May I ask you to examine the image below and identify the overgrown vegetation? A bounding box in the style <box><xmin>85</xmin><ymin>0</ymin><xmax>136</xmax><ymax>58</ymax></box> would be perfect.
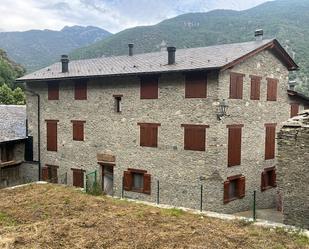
<box><xmin>0</xmin><ymin>49</ymin><xmax>25</xmax><ymax>105</ymax></box>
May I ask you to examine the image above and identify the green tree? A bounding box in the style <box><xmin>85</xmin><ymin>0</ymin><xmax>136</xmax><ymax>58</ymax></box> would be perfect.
<box><xmin>12</xmin><ymin>87</ymin><xmax>25</xmax><ymax>105</ymax></box>
<box><xmin>0</xmin><ymin>83</ymin><xmax>15</xmax><ymax>104</ymax></box>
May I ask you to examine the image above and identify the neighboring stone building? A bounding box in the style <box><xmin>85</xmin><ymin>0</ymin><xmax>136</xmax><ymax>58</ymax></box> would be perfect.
<box><xmin>277</xmin><ymin>110</ymin><xmax>309</xmax><ymax>229</ymax></box>
<box><xmin>17</xmin><ymin>31</ymin><xmax>300</xmax><ymax>213</ymax></box>
<box><xmin>287</xmin><ymin>88</ymin><xmax>309</xmax><ymax>117</ymax></box>
<box><xmin>0</xmin><ymin>105</ymin><xmax>37</xmax><ymax>188</ymax></box>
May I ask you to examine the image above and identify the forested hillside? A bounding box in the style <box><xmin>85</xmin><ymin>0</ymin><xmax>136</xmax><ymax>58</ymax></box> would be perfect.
<box><xmin>71</xmin><ymin>0</ymin><xmax>309</xmax><ymax>95</ymax></box>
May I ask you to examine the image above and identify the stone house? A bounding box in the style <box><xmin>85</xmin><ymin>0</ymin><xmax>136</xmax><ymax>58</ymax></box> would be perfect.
<box><xmin>0</xmin><ymin>105</ymin><xmax>36</xmax><ymax>187</ymax></box>
<box><xmin>17</xmin><ymin>32</ymin><xmax>299</xmax><ymax>213</ymax></box>
<box><xmin>277</xmin><ymin>110</ymin><xmax>309</xmax><ymax>229</ymax></box>
<box><xmin>287</xmin><ymin>88</ymin><xmax>309</xmax><ymax>117</ymax></box>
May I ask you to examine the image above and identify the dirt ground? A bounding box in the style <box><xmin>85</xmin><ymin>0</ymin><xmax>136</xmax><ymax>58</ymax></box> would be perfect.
<box><xmin>0</xmin><ymin>184</ymin><xmax>308</xmax><ymax>249</ymax></box>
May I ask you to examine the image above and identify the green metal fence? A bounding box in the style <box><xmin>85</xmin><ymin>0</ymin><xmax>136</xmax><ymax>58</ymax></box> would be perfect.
<box><xmin>85</xmin><ymin>170</ymin><xmax>102</xmax><ymax>195</ymax></box>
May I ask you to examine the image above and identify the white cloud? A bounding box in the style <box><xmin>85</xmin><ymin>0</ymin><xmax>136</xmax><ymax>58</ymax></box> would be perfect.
<box><xmin>0</xmin><ymin>0</ymin><xmax>271</xmax><ymax>33</ymax></box>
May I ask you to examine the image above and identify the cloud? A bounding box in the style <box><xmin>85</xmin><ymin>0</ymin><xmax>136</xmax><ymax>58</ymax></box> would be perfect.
<box><xmin>0</xmin><ymin>0</ymin><xmax>271</xmax><ymax>33</ymax></box>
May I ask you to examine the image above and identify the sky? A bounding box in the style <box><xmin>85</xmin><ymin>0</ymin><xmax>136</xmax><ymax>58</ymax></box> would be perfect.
<box><xmin>0</xmin><ymin>0</ymin><xmax>271</xmax><ymax>33</ymax></box>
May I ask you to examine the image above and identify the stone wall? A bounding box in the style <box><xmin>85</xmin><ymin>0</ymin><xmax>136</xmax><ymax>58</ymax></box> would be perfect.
<box><xmin>26</xmin><ymin>50</ymin><xmax>291</xmax><ymax>213</ymax></box>
<box><xmin>277</xmin><ymin>111</ymin><xmax>309</xmax><ymax>229</ymax></box>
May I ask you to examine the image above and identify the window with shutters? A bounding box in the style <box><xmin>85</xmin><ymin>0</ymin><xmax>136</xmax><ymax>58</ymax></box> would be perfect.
<box><xmin>74</xmin><ymin>80</ymin><xmax>87</xmax><ymax>100</ymax></box>
<box><xmin>181</xmin><ymin>124</ymin><xmax>209</xmax><ymax>151</ymax></box>
<box><xmin>140</xmin><ymin>76</ymin><xmax>159</xmax><ymax>99</ymax></box>
<box><xmin>261</xmin><ymin>167</ymin><xmax>277</xmax><ymax>191</ymax></box>
<box><xmin>223</xmin><ymin>175</ymin><xmax>245</xmax><ymax>204</ymax></box>
<box><xmin>290</xmin><ymin>103</ymin><xmax>299</xmax><ymax>118</ymax></box>
<box><xmin>71</xmin><ymin>168</ymin><xmax>85</xmax><ymax>188</ymax></box>
<box><xmin>0</xmin><ymin>144</ymin><xmax>14</xmax><ymax>163</ymax></box>
<box><xmin>123</xmin><ymin>168</ymin><xmax>151</xmax><ymax>194</ymax></box>
<box><xmin>71</xmin><ymin>120</ymin><xmax>85</xmax><ymax>141</ymax></box>
<box><xmin>185</xmin><ymin>72</ymin><xmax>207</xmax><ymax>98</ymax></box>
<box><xmin>250</xmin><ymin>75</ymin><xmax>261</xmax><ymax>100</ymax></box>
<box><xmin>229</xmin><ymin>72</ymin><xmax>244</xmax><ymax>99</ymax></box>
<box><xmin>42</xmin><ymin>164</ymin><xmax>58</xmax><ymax>183</ymax></box>
<box><xmin>46</xmin><ymin>120</ymin><xmax>58</xmax><ymax>151</ymax></box>
<box><xmin>267</xmin><ymin>78</ymin><xmax>278</xmax><ymax>101</ymax></box>
<box><xmin>265</xmin><ymin>123</ymin><xmax>276</xmax><ymax>160</ymax></box>
<box><xmin>138</xmin><ymin>123</ymin><xmax>160</xmax><ymax>147</ymax></box>
<box><xmin>48</xmin><ymin>81</ymin><xmax>59</xmax><ymax>100</ymax></box>
<box><xmin>227</xmin><ymin>124</ymin><xmax>243</xmax><ymax>167</ymax></box>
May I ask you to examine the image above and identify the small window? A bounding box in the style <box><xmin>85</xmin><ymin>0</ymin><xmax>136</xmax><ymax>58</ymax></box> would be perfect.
<box><xmin>123</xmin><ymin>169</ymin><xmax>151</xmax><ymax>194</ymax></box>
<box><xmin>72</xmin><ymin>168</ymin><xmax>85</xmax><ymax>188</ymax></box>
<box><xmin>227</xmin><ymin>124</ymin><xmax>244</xmax><ymax>167</ymax></box>
<box><xmin>46</xmin><ymin>120</ymin><xmax>58</xmax><ymax>151</ymax></box>
<box><xmin>138</xmin><ymin>123</ymin><xmax>160</xmax><ymax>147</ymax></box>
<box><xmin>0</xmin><ymin>144</ymin><xmax>14</xmax><ymax>162</ymax></box>
<box><xmin>74</xmin><ymin>80</ymin><xmax>87</xmax><ymax>100</ymax></box>
<box><xmin>290</xmin><ymin>103</ymin><xmax>299</xmax><ymax>118</ymax></box>
<box><xmin>71</xmin><ymin>120</ymin><xmax>85</xmax><ymax>141</ymax></box>
<box><xmin>48</xmin><ymin>81</ymin><xmax>59</xmax><ymax>100</ymax></box>
<box><xmin>267</xmin><ymin>78</ymin><xmax>278</xmax><ymax>101</ymax></box>
<box><xmin>261</xmin><ymin>167</ymin><xmax>276</xmax><ymax>191</ymax></box>
<box><xmin>42</xmin><ymin>165</ymin><xmax>58</xmax><ymax>183</ymax></box>
<box><xmin>265</xmin><ymin>123</ymin><xmax>276</xmax><ymax>160</ymax></box>
<box><xmin>224</xmin><ymin>175</ymin><xmax>245</xmax><ymax>204</ymax></box>
<box><xmin>229</xmin><ymin>73</ymin><xmax>244</xmax><ymax>99</ymax></box>
<box><xmin>181</xmin><ymin>124</ymin><xmax>209</xmax><ymax>151</ymax></box>
<box><xmin>140</xmin><ymin>76</ymin><xmax>158</xmax><ymax>99</ymax></box>
<box><xmin>113</xmin><ymin>95</ymin><xmax>123</xmax><ymax>113</ymax></box>
<box><xmin>185</xmin><ymin>72</ymin><xmax>207</xmax><ymax>98</ymax></box>
<box><xmin>250</xmin><ymin>75</ymin><xmax>261</xmax><ymax>100</ymax></box>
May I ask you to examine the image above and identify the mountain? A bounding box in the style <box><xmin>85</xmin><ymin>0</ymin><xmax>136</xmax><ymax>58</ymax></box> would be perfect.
<box><xmin>0</xmin><ymin>26</ymin><xmax>111</xmax><ymax>72</ymax></box>
<box><xmin>70</xmin><ymin>0</ymin><xmax>309</xmax><ymax>95</ymax></box>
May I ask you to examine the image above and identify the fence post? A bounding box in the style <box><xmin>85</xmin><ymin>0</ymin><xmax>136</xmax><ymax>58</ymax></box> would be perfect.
<box><xmin>200</xmin><ymin>184</ymin><xmax>203</xmax><ymax>212</ymax></box>
<box><xmin>121</xmin><ymin>177</ymin><xmax>124</xmax><ymax>199</ymax></box>
<box><xmin>157</xmin><ymin>180</ymin><xmax>160</xmax><ymax>205</ymax></box>
<box><xmin>253</xmin><ymin>190</ymin><xmax>256</xmax><ymax>221</ymax></box>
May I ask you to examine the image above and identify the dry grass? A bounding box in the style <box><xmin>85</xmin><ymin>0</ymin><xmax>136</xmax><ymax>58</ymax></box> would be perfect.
<box><xmin>0</xmin><ymin>184</ymin><xmax>307</xmax><ymax>249</ymax></box>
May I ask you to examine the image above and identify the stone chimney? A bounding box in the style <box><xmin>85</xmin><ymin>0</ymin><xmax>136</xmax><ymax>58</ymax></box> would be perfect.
<box><xmin>288</xmin><ymin>80</ymin><xmax>297</xmax><ymax>91</ymax></box>
<box><xmin>128</xmin><ymin>43</ymin><xmax>134</xmax><ymax>56</ymax></box>
<box><xmin>167</xmin><ymin>46</ymin><xmax>176</xmax><ymax>65</ymax></box>
<box><xmin>255</xmin><ymin>29</ymin><xmax>263</xmax><ymax>41</ymax></box>
<box><xmin>61</xmin><ymin>55</ymin><xmax>69</xmax><ymax>73</ymax></box>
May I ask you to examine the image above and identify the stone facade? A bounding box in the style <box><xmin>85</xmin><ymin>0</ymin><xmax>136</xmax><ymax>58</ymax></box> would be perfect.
<box><xmin>26</xmin><ymin>50</ymin><xmax>292</xmax><ymax>213</ymax></box>
<box><xmin>277</xmin><ymin>111</ymin><xmax>309</xmax><ymax>229</ymax></box>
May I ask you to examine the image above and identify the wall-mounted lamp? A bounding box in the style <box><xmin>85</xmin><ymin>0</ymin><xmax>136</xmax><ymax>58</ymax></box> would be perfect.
<box><xmin>217</xmin><ymin>99</ymin><xmax>229</xmax><ymax>120</ymax></box>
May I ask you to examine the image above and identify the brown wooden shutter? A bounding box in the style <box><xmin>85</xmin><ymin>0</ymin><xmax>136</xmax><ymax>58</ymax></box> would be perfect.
<box><xmin>138</xmin><ymin>123</ymin><xmax>160</xmax><ymax>147</ymax></box>
<box><xmin>50</xmin><ymin>166</ymin><xmax>58</xmax><ymax>183</ymax></box>
<box><xmin>265</xmin><ymin>124</ymin><xmax>276</xmax><ymax>160</ymax></box>
<box><xmin>46</xmin><ymin>120</ymin><xmax>58</xmax><ymax>151</ymax></box>
<box><xmin>143</xmin><ymin>174</ymin><xmax>151</xmax><ymax>194</ymax></box>
<box><xmin>140</xmin><ymin>126</ymin><xmax>148</xmax><ymax>146</ymax></box>
<box><xmin>42</xmin><ymin>166</ymin><xmax>49</xmax><ymax>181</ymax></box>
<box><xmin>185</xmin><ymin>72</ymin><xmax>207</xmax><ymax>98</ymax></box>
<box><xmin>71</xmin><ymin>121</ymin><xmax>85</xmax><ymax>141</ymax></box>
<box><xmin>123</xmin><ymin>171</ymin><xmax>132</xmax><ymax>191</ymax></box>
<box><xmin>48</xmin><ymin>81</ymin><xmax>59</xmax><ymax>100</ymax></box>
<box><xmin>223</xmin><ymin>180</ymin><xmax>230</xmax><ymax>204</ymax></box>
<box><xmin>149</xmin><ymin>126</ymin><xmax>158</xmax><ymax>147</ymax></box>
<box><xmin>267</xmin><ymin>78</ymin><xmax>278</xmax><ymax>101</ymax></box>
<box><xmin>261</xmin><ymin>171</ymin><xmax>267</xmax><ymax>191</ymax></box>
<box><xmin>140</xmin><ymin>76</ymin><xmax>158</xmax><ymax>99</ymax></box>
<box><xmin>183</xmin><ymin>126</ymin><xmax>207</xmax><ymax>151</ymax></box>
<box><xmin>230</xmin><ymin>73</ymin><xmax>244</xmax><ymax>99</ymax></box>
<box><xmin>72</xmin><ymin>169</ymin><xmax>84</xmax><ymax>188</ymax></box>
<box><xmin>238</xmin><ymin>176</ymin><xmax>246</xmax><ymax>198</ymax></box>
<box><xmin>227</xmin><ymin>125</ymin><xmax>243</xmax><ymax>167</ymax></box>
<box><xmin>75</xmin><ymin>81</ymin><xmax>87</xmax><ymax>100</ymax></box>
<box><xmin>290</xmin><ymin>103</ymin><xmax>299</xmax><ymax>118</ymax></box>
<box><xmin>271</xmin><ymin>169</ymin><xmax>277</xmax><ymax>187</ymax></box>
<box><xmin>250</xmin><ymin>76</ymin><xmax>261</xmax><ymax>100</ymax></box>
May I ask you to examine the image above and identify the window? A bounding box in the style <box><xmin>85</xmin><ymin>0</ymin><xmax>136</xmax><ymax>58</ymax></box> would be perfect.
<box><xmin>123</xmin><ymin>169</ymin><xmax>151</xmax><ymax>194</ymax></box>
<box><xmin>290</xmin><ymin>103</ymin><xmax>299</xmax><ymax>118</ymax></box>
<box><xmin>185</xmin><ymin>72</ymin><xmax>207</xmax><ymax>98</ymax></box>
<box><xmin>138</xmin><ymin>123</ymin><xmax>160</xmax><ymax>147</ymax></box>
<box><xmin>224</xmin><ymin>175</ymin><xmax>245</xmax><ymax>204</ymax></box>
<box><xmin>227</xmin><ymin>124</ymin><xmax>243</xmax><ymax>167</ymax></box>
<box><xmin>229</xmin><ymin>72</ymin><xmax>244</xmax><ymax>99</ymax></box>
<box><xmin>267</xmin><ymin>78</ymin><xmax>278</xmax><ymax>101</ymax></box>
<box><xmin>0</xmin><ymin>144</ymin><xmax>14</xmax><ymax>162</ymax></box>
<box><xmin>48</xmin><ymin>81</ymin><xmax>59</xmax><ymax>100</ymax></box>
<box><xmin>42</xmin><ymin>164</ymin><xmax>58</xmax><ymax>183</ymax></box>
<box><xmin>181</xmin><ymin>124</ymin><xmax>209</xmax><ymax>151</ymax></box>
<box><xmin>46</xmin><ymin>120</ymin><xmax>58</xmax><ymax>151</ymax></box>
<box><xmin>140</xmin><ymin>76</ymin><xmax>159</xmax><ymax>99</ymax></box>
<box><xmin>261</xmin><ymin>167</ymin><xmax>277</xmax><ymax>191</ymax></box>
<box><xmin>74</xmin><ymin>80</ymin><xmax>87</xmax><ymax>100</ymax></box>
<box><xmin>265</xmin><ymin>123</ymin><xmax>276</xmax><ymax>160</ymax></box>
<box><xmin>72</xmin><ymin>168</ymin><xmax>85</xmax><ymax>188</ymax></box>
<box><xmin>113</xmin><ymin>94</ymin><xmax>123</xmax><ymax>113</ymax></box>
<box><xmin>250</xmin><ymin>75</ymin><xmax>261</xmax><ymax>100</ymax></box>
<box><xmin>71</xmin><ymin>120</ymin><xmax>85</xmax><ymax>141</ymax></box>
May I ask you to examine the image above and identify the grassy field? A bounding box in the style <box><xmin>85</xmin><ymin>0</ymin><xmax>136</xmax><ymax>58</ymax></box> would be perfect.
<box><xmin>0</xmin><ymin>184</ymin><xmax>308</xmax><ymax>249</ymax></box>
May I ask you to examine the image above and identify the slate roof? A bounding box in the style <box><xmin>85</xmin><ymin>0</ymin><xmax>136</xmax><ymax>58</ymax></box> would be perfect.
<box><xmin>0</xmin><ymin>105</ymin><xmax>27</xmax><ymax>143</ymax></box>
<box><xmin>17</xmin><ymin>39</ymin><xmax>298</xmax><ymax>82</ymax></box>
